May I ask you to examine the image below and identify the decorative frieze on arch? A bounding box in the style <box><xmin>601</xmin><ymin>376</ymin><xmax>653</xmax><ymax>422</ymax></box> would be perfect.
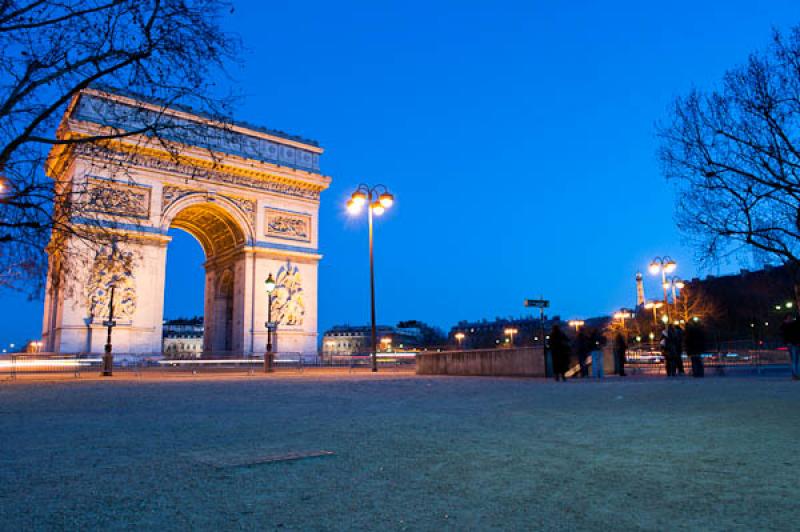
<box><xmin>272</xmin><ymin>262</ymin><xmax>305</xmax><ymax>326</ymax></box>
<box><xmin>86</xmin><ymin>245</ymin><xmax>138</xmax><ymax>323</ymax></box>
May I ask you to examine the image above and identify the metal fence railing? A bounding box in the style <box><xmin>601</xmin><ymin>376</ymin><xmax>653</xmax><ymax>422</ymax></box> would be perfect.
<box><xmin>0</xmin><ymin>351</ymin><xmax>418</xmax><ymax>380</ymax></box>
<box><xmin>624</xmin><ymin>345</ymin><xmax>791</xmax><ymax>375</ymax></box>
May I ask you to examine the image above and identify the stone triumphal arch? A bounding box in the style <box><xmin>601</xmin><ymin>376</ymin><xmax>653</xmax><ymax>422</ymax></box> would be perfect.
<box><xmin>41</xmin><ymin>89</ymin><xmax>330</xmax><ymax>356</ymax></box>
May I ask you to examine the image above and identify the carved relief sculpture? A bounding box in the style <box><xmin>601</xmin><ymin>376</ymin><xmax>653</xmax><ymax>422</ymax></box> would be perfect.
<box><xmin>86</xmin><ymin>245</ymin><xmax>138</xmax><ymax>322</ymax></box>
<box><xmin>86</xmin><ymin>177</ymin><xmax>151</xmax><ymax>218</ymax></box>
<box><xmin>265</xmin><ymin>208</ymin><xmax>311</xmax><ymax>242</ymax></box>
<box><xmin>272</xmin><ymin>262</ymin><xmax>305</xmax><ymax>326</ymax></box>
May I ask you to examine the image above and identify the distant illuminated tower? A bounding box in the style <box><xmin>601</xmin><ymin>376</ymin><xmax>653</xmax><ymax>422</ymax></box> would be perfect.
<box><xmin>636</xmin><ymin>272</ymin><xmax>646</xmax><ymax>308</ymax></box>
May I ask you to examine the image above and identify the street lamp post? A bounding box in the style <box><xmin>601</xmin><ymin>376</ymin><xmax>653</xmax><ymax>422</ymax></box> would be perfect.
<box><xmin>568</xmin><ymin>320</ymin><xmax>584</xmax><ymax>334</ymax></box>
<box><xmin>665</xmin><ymin>276</ymin><xmax>685</xmax><ymax>304</ymax></box>
<box><xmin>504</xmin><ymin>327</ymin><xmax>518</xmax><ymax>347</ymax></box>
<box><xmin>613</xmin><ymin>309</ymin><xmax>633</xmax><ymax>337</ymax></box>
<box><xmin>454</xmin><ymin>332</ymin><xmax>465</xmax><ymax>349</ymax></box>
<box><xmin>649</xmin><ymin>256</ymin><xmax>677</xmax><ymax>321</ymax></box>
<box><xmin>644</xmin><ymin>301</ymin><xmax>664</xmax><ymax>329</ymax></box>
<box><xmin>101</xmin><ymin>284</ymin><xmax>117</xmax><ymax>377</ymax></box>
<box><xmin>264</xmin><ymin>273</ymin><xmax>276</xmax><ymax>373</ymax></box>
<box><xmin>346</xmin><ymin>184</ymin><xmax>395</xmax><ymax>372</ymax></box>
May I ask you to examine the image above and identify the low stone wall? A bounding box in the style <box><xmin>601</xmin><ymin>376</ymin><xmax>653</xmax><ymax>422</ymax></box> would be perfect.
<box><xmin>416</xmin><ymin>347</ymin><xmax>546</xmax><ymax>377</ymax></box>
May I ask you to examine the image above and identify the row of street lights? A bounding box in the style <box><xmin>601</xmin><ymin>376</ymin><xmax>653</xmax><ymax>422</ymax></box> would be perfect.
<box><xmin>450</xmin><ymin>327</ymin><xmax>526</xmax><ymax>348</ymax></box>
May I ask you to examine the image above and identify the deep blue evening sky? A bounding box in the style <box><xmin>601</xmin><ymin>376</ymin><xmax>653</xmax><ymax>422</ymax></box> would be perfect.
<box><xmin>3</xmin><ymin>1</ymin><xmax>800</xmax><ymax>347</ymax></box>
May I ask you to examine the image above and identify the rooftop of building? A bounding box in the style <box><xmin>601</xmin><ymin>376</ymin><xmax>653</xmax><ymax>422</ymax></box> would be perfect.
<box><xmin>88</xmin><ymin>85</ymin><xmax>320</xmax><ymax>147</ymax></box>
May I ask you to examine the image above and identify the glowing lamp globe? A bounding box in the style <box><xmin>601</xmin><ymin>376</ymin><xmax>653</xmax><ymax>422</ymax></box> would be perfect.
<box><xmin>346</xmin><ymin>198</ymin><xmax>361</xmax><ymax>214</ymax></box>
<box><xmin>371</xmin><ymin>201</ymin><xmax>385</xmax><ymax>216</ymax></box>
<box><xmin>264</xmin><ymin>273</ymin><xmax>276</xmax><ymax>294</ymax></box>
<box><xmin>378</xmin><ymin>192</ymin><xmax>394</xmax><ymax>208</ymax></box>
<box><xmin>351</xmin><ymin>191</ymin><xmax>367</xmax><ymax>207</ymax></box>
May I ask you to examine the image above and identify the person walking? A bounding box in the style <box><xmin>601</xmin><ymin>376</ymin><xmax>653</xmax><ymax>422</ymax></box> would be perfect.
<box><xmin>684</xmin><ymin>321</ymin><xmax>706</xmax><ymax>378</ymax></box>
<box><xmin>613</xmin><ymin>332</ymin><xmax>627</xmax><ymax>377</ymax></box>
<box><xmin>780</xmin><ymin>313</ymin><xmax>800</xmax><ymax>381</ymax></box>
<box><xmin>549</xmin><ymin>325</ymin><xmax>571</xmax><ymax>382</ymax></box>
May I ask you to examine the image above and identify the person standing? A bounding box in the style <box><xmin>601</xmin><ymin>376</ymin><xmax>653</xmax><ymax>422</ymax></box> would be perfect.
<box><xmin>613</xmin><ymin>332</ymin><xmax>627</xmax><ymax>377</ymax></box>
<box><xmin>590</xmin><ymin>328</ymin><xmax>606</xmax><ymax>378</ymax></box>
<box><xmin>684</xmin><ymin>321</ymin><xmax>706</xmax><ymax>378</ymax></box>
<box><xmin>673</xmin><ymin>325</ymin><xmax>686</xmax><ymax>376</ymax></box>
<box><xmin>660</xmin><ymin>327</ymin><xmax>674</xmax><ymax>377</ymax></box>
<box><xmin>780</xmin><ymin>313</ymin><xmax>800</xmax><ymax>381</ymax></box>
<box><xmin>549</xmin><ymin>325</ymin><xmax>571</xmax><ymax>382</ymax></box>
<box><xmin>576</xmin><ymin>328</ymin><xmax>590</xmax><ymax>378</ymax></box>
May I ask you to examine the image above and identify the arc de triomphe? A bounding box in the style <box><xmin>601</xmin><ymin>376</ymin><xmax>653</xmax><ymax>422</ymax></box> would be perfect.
<box><xmin>41</xmin><ymin>89</ymin><xmax>330</xmax><ymax>356</ymax></box>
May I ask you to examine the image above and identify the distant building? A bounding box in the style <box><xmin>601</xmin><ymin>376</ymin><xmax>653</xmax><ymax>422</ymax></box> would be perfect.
<box><xmin>449</xmin><ymin>317</ymin><xmax>562</xmax><ymax>349</ymax></box>
<box><xmin>449</xmin><ymin>315</ymin><xmax>612</xmax><ymax>349</ymax></box>
<box><xmin>321</xmin><ymin>324</ymin><xmax>423</xmax><ymax>358</ymax></box>
<box><xmin>162</xmin><ymin>317</ymin><xmax>204</xmax><ymax>357</ymax></box>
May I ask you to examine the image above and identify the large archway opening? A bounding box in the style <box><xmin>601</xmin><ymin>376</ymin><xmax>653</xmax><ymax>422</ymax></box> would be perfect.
<box><xmin>162</xmin><ymin>200</ymin><xmax>249</xmax><ymax>355</ymax></box>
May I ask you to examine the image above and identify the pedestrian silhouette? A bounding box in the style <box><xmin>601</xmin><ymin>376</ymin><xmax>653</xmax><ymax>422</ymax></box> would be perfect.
<box><xmin>684</xmin><ymin>321</ymin><xmax>706</xmax><ymax>378</ymax></box>
<box><xmin>780</xmin><ymin>313</ymin><xmax>800</xmax><ymax>381</ymax></box>
<box><xmin>576</xmin><ymin>329</ymin><xmax>591</xmax><ymax>378</ymax></box>
<box><xmin>613</xmin><ymin>332</ymin><xmax>627</xmax><ymax>377</ymax></box>
<box><xmin>549</xmin><ymin>325</ymin><xmax>571</xmax><ymax>382</ymax></box>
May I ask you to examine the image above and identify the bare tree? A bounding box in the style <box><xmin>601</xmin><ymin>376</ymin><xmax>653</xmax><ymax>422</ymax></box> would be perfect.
<box><xmin>0</xmin><ymin>0</ymin><xmax>238</xmax><ymax>292</ymax></box>
<box><xmin>658</xmin><ymin>25</ymin><xmax>800</xmax><ymax>301</ymax></box>
<box><xmin>673</xmin><ymin>284</ymin><xmax>719</xmax><ymax>324</ymax></box>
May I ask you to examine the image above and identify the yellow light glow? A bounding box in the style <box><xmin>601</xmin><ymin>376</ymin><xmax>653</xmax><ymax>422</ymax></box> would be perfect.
<box><xmin>346</xmin><ymin>198</ymin><xmax>362</xmax><ymax>214</ymax></box>
<box><xmin>378</xmin><ymin>192</ymin><xmax>394</xmax><ymax>208</ymax></box>
<box><xmin>661</xmin><ymin>315</ymin><xmax>669</xmax><ymax>323</ymax></box>
<box><xmin>371</xmin><ymin>201</ymin><xmax>385</xmax><ymax>216</ymax></box>
<box><xmin>664</xmin><ymin>261</ymin><xmax>677</xmax><ymax>273</ymax></box>
<box><xmin>351</xmin><ymin>191</ymin><xmax>367</xmax><ymax>206</ymax></box>
<box><xmin>264</xmin><ymin>273</ymin><xmax>276</xmax><ymax>293</ymax></box>
<box><xmin>648</xmin><ymin>263</ymin><xmax>661</xmax><ymax>275</ymax></box>
<box><xmin>455</xmin><ymin>332</ymin><xmax>465</xmax><ymax>340</ymax></box>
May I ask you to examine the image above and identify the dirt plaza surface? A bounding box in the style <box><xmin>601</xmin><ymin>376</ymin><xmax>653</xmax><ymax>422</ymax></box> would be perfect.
<box><xmin>1</xmin><ymin>374</ymin><xmax>799</xmax><ymax>531</ymax></box>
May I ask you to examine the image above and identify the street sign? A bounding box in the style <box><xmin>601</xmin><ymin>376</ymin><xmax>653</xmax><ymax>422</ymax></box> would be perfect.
<box><xmin>102</xmin><ymin>320</ymin><xmax>117</xmax><ymax>327</ymax></box>
<box><xmin>524</xmin><ymin>299</ymin><xmax>549</xmax><ymax>308</ymax></box>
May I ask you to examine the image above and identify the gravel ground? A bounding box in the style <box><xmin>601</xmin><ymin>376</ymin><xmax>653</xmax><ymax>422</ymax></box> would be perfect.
<box><xmin>1</xmin><ymin>375</ymin><xmax>799</xmax><ymax>531</ymax></box>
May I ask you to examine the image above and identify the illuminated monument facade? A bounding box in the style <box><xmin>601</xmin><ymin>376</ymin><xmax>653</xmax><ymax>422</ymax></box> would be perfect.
<box><xmin>41</xmin><ymin>89</ymin><xmax>330</xmax><ymax>356</ymax></box>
